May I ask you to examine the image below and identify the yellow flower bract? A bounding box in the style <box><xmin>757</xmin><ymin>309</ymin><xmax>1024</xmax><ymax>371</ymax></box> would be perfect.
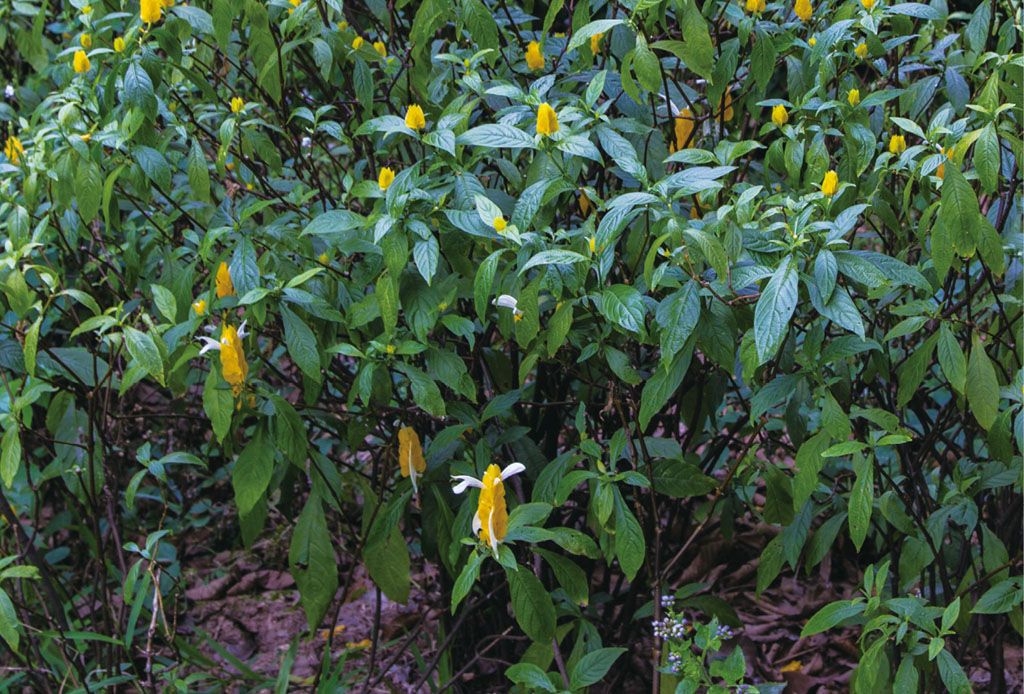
<box><xmin>73</xmin><ymin>50</ymin><xmax>91</xmax><ymax>74</ymax></box>
<box><xmin>114</xmin><ymin>37</ymin><xmax>125</xmax><ymax>52</ymax></box>
<box><xmin>378</xmin><ymin>166</ymin><xmax>395</xmax><ymax>191</ymax></box>
<box><xmin>477</xmin><ymin>464</ymin><xmax>508</xmax><ymax>548</ymax></box>
<box><xmin>405</xmin><ymin>104</ymin><xmax>426</xmax><ymax>131</ymax></box>
<box><xmin>80</xmin><ymin>34</ymin><xmax>92</xmax><ymax>49</ymax></box>
<box><xmin>5</xmin><ymin>136</ymin><xmax>24</xmax><ymax>165</ymax></box>
<box><xmin>216</xmin><ymin>262</ymin><xmax>236</xmax><ymax>298</ymax></box>
<box><xmin>493</xmin><ymin>217</ymin><xmax>507</xmax><ymax>232</ymax></box>
<box><xmin>821</xmin><ymin>170</ymin><xmax>839</xmax><ymax>197</ymax></box>
<box><xmin>795</xmin><ymin>0</ymin><xmax>813</xmax><ymax>21</ymax></box>
<box><xmin>230</xmin><ymin>96</ymin><xmax>244</xmax><ymax>113</ymax></box>
<box><xmin>848</xmin><ymin>89</ymin><xmax>860</xmax><ymax>106</ymax></box>
<box><xmin>854</xmin><ymin>42</ymin><xmax>868</xmax><ymax>59</ymax></box>
<box><xmin>536</xmin><ymin>102</ymin><xmax>558</xmax><ymax>136</ymax></box>
<box><xmin>219</xmin><ymin>324</ymin><xmax>248</xmax><ymax>397</ymax></box>
<box><xmin>397</xmin><ymin>427</ymin><xmax>426</xmax><ymax>493</ymax></box>
<box><xmin>140</xmin><ymin>0</ymin><xmax>162</xmax><ymax>24</ymax></box>
<box><xmin>771</xmin><ymin>104</ymin><xmax>788</xmax><ymax>127</ymax></box>
<box><xmin>889</xmin><ymin>134</ymin><xmax>907</xmax><ymax>155</ymax></box>
<box><xmin>525</xmin><ymin>41</ymin><xmax>544</xmax><ymax>70</ymax></box>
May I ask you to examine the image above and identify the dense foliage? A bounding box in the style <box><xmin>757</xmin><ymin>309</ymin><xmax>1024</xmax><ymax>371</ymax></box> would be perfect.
<box><xmin>0</xmin><ymin>0</ymin><xmax>1020</xmax><ymax>691</ymax></box>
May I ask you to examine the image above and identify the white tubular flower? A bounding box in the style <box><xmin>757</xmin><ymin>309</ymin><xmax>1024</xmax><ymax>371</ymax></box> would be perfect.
<box><xmin>197</xmin><ymin>336</ymin><xmax>221</xmax><ymax>354</ymax></box>
<box><xmin>493</xmin><ymin>294</ymin><xmax>523</xmax><ymax>315</ymax></box>
<box><xmin>451</xmin><ymin>462</ymin><xmax>525</xmax><ymax>556</ymax></box>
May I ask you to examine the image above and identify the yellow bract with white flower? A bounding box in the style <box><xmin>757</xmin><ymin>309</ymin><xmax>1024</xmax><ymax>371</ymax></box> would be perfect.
<box><xmin>452</xmin><ymin>462</ymin><xmax>525</xmax><ymax>555</ymax></box>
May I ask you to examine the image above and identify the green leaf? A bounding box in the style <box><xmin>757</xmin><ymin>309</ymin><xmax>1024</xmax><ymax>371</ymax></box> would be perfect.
<box><xmin>122</xmin><ymin>326</ymin><xmax>164</xmax><ymax>385</ymax></box>
<box><xmin>897</xmin><ymin>332</ymin><xmax>938</xmax><ymax>407</ymax></box>
<box><xmin>363</xmin><ymin>527</ymin><xmax>410</xmax><ymax>605</ymax></box>
<box><xmin>936</xmin><ymin>323</ymin><xmax>967</xmax><ymax>394</ymax></box>
<box><xmin>474</xmin><ymin>249</ymin><xmax>505</xmax><ymax>322</ymax></box>
<box><xmin>849</xmin><ymin>453</ymin><xmax>873</xmax><ymax>552</ymax></box>
<box><xmin>936</xmin><ymin>650</ymin><xmax>971</xmax><ymax>694</ymax></box>
<box><xmin>123</xmin><ymin>62</ymin><xmax>157</xmax><ymax>116</ymax></box>
<box><xmin>289</xmin><ymin>494</ymin><xmax>339</xmax><ymax>630</ymax></box>
<box><xmin>756</xmin><ymin>534</ymin><xmax>784</xmax><ymax>595</ymax></box>
<box><xmin>750</xmin><ymin>33</ymin><xmax>776</xmax><ymax>93</ymax></box>
<box><xmin>651</xmin><ymin>458</ymin><xmax>715</xmax><ymax>498</ymax></box>
<box><xmin>452</xmin><ymin>551</ymin><xmax>485</xmax><ymax>613</ymax></box>
<box><xmin>567</xmin><ymin>19</ymin><xmax>625</xmax><ymax>52</ymax></box>
<box><xmin>613</xmin><ymin>489</ymin><xmax>645</xmax><ymax>581</ymax></box>
<box><xmin>1</xmin><ymin>428</ymin><xmax>21</xmax><ymax>489</ymax></box>
<box><xmin>187</xmin><ymin>139</ymin><xmax>211</xmax><ymax>203</ymax></box>
<box><xmin>536</xmin><ymin>548</ymin><xmax>588</xmax><ymax>607</ymax></box>
<box><xmin>203</xmin><ymin>368</ymin><xmax>233</xmax><ymax>442</ymax></box>
<box><xmin>974</xmin><ymin>122</ymin><xmax>1000</xmax><ymax>195</ymax></box>
<box><xmin>395</xmin><ymin>364</ymin><xmax>446</xmax><ymax>417</ymax></box>
<box><xmin>456</xmin><ymin>124</ymin><xmax>536</xmax><ymax>149</ymax></box>
<box><xmin>972</xmin><ymin>577</ymin><xmax>1022</xmax><ymax>614</ymax></box>
<box><xmin>152</xmin><ymin>285</ymin><xmax>177</xmax><ymax>323</ymax></box>
<box><xmin>570</xmin><ymin>647</ymin><xmax>627</xmax><ymax>689</ymax></box>
<box><xmin>232</xmin><ymin>432</ymin><xmax>274</xmax><ymax>516</ymax></box>
<box><xmin>601</xmin><ymin>284</ymin><xmax>646</xmax><ymax>333</ymax></box>
<box><xmin>507</xmin><ymin>663</ymin><xmax>556</xmax><ymax>692</ymax></box>
<box><xmin>0</xmin><ymin>588</ymin><xmax>19</xmax><ymax>651</ymax></box>
<box><xmin>280</xmin><ymin>305</ymin><xmax>322</xmax><ymax>382</ymax></box>
<box><xmin>76</xmin><ymin>159</ymin><xmax>102</xmax><ymax>223</ymax></box>
<box><xmin>800</xmin><ymin>600</ymin><xmax>865</xmax><ymax>637</ymax></box>
<box><xmin>134</xmin><ymin>146</ymin><xmax>172</xmax><ymax>191</ymax></box>
<box><xmin>940</xmin><ymin>165</ymin><xmax>980</xmax><ymax>257</ymax></box>
<box><xmin>679</xmin><ymin>0</ymin><xmax>713</xmax><ymax>81</ymax></box>
<box><xmin>507</xmin><ymin>566</ymin><xmax>556</xmax><ymax>644</ymax></box>
<box><xmin>519</xmin><ymin>250</ymin><xmax>589</xmax><ymax>275</ymax></box>
<box><xmin>966</xmin><ymin>335</ymin><xmax>1000</xmax><ymax>430</ymax></box>
<box><xmin>754</xmin><ymin>255</ymin><xmax>798</xmax><ymax>363</ymax></box>
<box><xmin>639</xmin><ymin>341</ymin><xmax>693</xmax><ymax>429</ymax></box>
<box><xmin>655</xmin><ymin>279</ymin><xmax>701</xmax><ymax>364</ymax></box>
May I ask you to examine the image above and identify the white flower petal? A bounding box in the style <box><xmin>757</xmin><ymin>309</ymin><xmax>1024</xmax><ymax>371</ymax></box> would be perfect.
<box><xmin>494</xmin><ymin>294</ymin><xmax>518</xmax><ymax>310</ymax></box>
<box><xmin>451</xmin><ymin>475</ymin><xmax>484</xmax><ymax>494</ymax></box>
<box><xmin>236</xmin><ymin>320</ymin><xmax>249</xmax><ymax>338</ymax></box>
<box><xmin>659</xmin><ymin>92</ymin><xmax>681</xmax><ymax>118</ymax></box>
<box><xmin>500</xmin><ymin>462</ymin><xmax>526</xmax><ymax>481</ymax></box>
<box><xmin>197</xmin><ymin>337</ymin><xmax>221</xmax><ymax>355</ymax></box>
<box><xmin>472</xmin><ymin>512</ymin><xmax>482</xmax><ymax>535</ymax></box>
<box><xmin>487</xmin><ymin>507</ymin><xmax>499</xmax><ymax>556</ymax></box>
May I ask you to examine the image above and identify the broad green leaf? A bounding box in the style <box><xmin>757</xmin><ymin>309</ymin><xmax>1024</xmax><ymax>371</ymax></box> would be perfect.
<box><xmin>754</xmin><ymin>255</ymin><xmax>798</xmax><ymax>363</ymax></box>
<box><xmin>966</xmin><ymin>335</ymin><xmax>999</xmax><ymax>430</ymax></box>
<box><xmin>280</xmin><ymin>305</ymin><xmax>322</xmax><ymax>382</ymax></box>
<box><xmin>289</xmin><ymin>494</ymin><xmax>339</xmax><ymax>630</ymax></box>
<box><xmin>507</xmin><ymin>566</ymin><xmax>556</xmax><ymax>643</ymax></box>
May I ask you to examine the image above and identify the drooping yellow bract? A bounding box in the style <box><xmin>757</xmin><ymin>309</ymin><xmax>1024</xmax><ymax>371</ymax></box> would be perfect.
<box><xmin>854</xmin><ymin>42</ymin><xmax>868</xmax><ymax>59</ymax></box>
<box><xmin>378</xmin><ymin>166</ymin><xmax>395</xmax><ymax>191</ymax></box>
<box><xmin>889</xmin><ymin>134</ymin><xmax>907</xmax><ymax>155</ymax></box>
<box><xmin>452</xmin><ymin>462</ymin><xmax>525</xmax><ymax>556</ymax></box>
<box><xmin>821</xmin><ymin>170</ymin><xmax>839</xmax><ymax>197</ymax></box>
<box><xmin>398</xmin><ymin>427</ymin><xmax>427</xmax><ymax>494</ymax></box>
<box><xmin>114</xmin><ymin>37</ymin><xmax>125</xmax><ymax>52</ymax></box>
<box><xmin>352</xmin><ymin>36</ymin><xmax>363</xmax><ymax>50</ymax></box>
<box><xmin>671</xmin><ymin>109</ymin><xmax>695</xmax><ymax>152</ymax></box>
<box><xmin>861</xmin><ymin>0</ymin><xmax>874</xmax><ymax>8</ymax></box>
<box><xmin>5</xmin><ymin>136</ymin><xmax>24</xmax><ymax>165</ymax></box>
<box><xmin>809</xmin><ymin>37</ymin><xmax>817</xmax><ymax>47</ymax></box>
<box><xmin>192</xmin><ymin>299</ymin><xmax>207</xmax><ymax>315</ymax></box>
<box><xmin>73</xmin><ymin>50</ymin><xmax>91</xmax><ymax>73</ymax></box>
<box><xmin>848</xmin><ymin>89</ymin><xmax>860</xmax><ymax>106</ymax></box>
<box><xmin>374</xmin><ymin>41</ymin><xmax>387</xmax><ymax>57</ymax></box>
<box><xmin>231</xmin><ymin>96</ymin><xmax>244</xmax><ymax>113</ymax></box>
<box><xmin>536</xmin><ymin>102</ymin><xmax>559</xmax><ymax>136</ymax></box>
<box><xmin>772</xmin><ymin>104</ymin><xmax>788</xmax><ymax>127</ymax></box>
<box><xmin>588</xmin><ymin>236</ymin><xmax>597</xmax><ymax>253</ymax></box>
<box><xmin>525</xmin><ymin>40</ymin><xmax>544</xmax><ymax>70</ymax></box>
<box><xmin>746</xmin><ymin>0</ymin><xmax>765</xmax><ymax>12</ymax></box>
<box><xmin>795</xmin><ymin>0</ymin><xmax>812</xmax><ymax>20</ymax></box>
<box><xmin>405</xmin><ymin>104</ymin><xmax>426</xmax><ymax>131</ymax></box>
<box><xmin>590</xmin><ymin>33</ymin><xmax>604</xmax><ymax>54</ymax></box>
<box><xmin>219</xmin><ymin>324</ymin><xmax>248</xmax><ymax>397</ymax></box>
<box><xmin>216</xmin><ymin>262</ymin><xmax>236</xmax><ymax>298</ymax></box>
<box><xmin>140</xmin><ymin>0</ymin><xmax>162</xmax><ymax>24</ymax></box>
<box><xmin>80</xmin><ymin>33</ymin><xmax>92</xmax><ymax>49</ymax></box>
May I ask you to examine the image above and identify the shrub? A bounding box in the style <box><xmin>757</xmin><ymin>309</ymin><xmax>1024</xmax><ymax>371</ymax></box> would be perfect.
<box><xmin>0</xmin><ymin>0</ymin><xmax>1019</xmax><ymax>691</ymax></box>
